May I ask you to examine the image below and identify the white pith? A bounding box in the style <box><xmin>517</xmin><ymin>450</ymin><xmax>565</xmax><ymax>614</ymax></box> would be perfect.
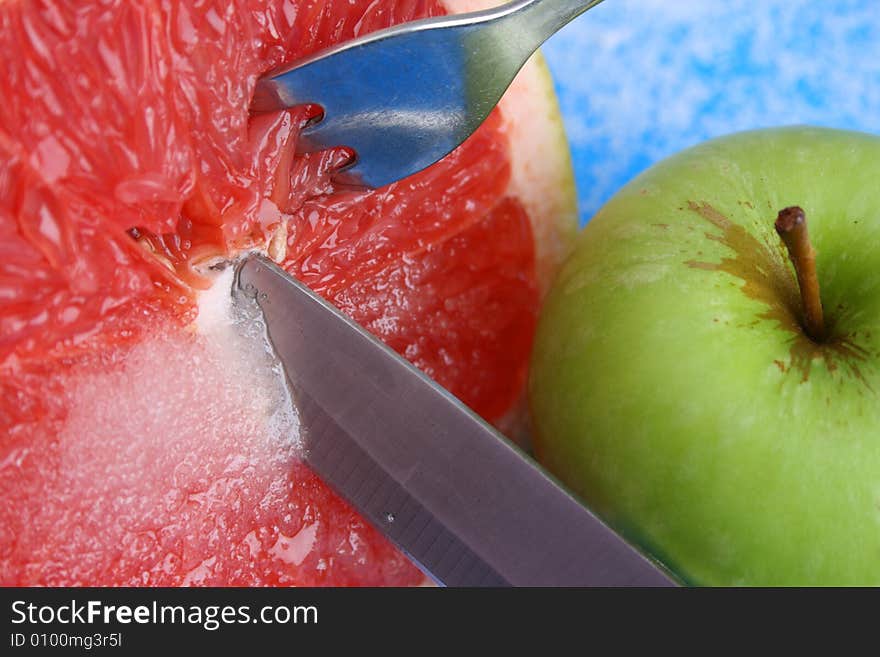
<box><xmin>444</xmin><ymin>0</ymin><xmax>578</xmax><ymax>295</ymax></box>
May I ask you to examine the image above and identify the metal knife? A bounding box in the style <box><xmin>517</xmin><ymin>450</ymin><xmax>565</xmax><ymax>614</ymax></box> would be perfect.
<box><xmin>233</xmin><ymin>255</ymin><xmax>676</xmax><ymax>586</ymax></box>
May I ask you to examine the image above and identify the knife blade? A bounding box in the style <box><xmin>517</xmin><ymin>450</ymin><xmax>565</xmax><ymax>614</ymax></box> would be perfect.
<box><xmin>233</xmin><ymin>254</ymin><xmax>676</xmax><ymax>586</ymax></box>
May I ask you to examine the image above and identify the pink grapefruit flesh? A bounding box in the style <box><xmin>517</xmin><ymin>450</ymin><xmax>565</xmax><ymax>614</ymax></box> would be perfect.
<box><xmin>0</xmin><ymin>0</ymin><xmax>576</xmax><ymax>585</ymax></box>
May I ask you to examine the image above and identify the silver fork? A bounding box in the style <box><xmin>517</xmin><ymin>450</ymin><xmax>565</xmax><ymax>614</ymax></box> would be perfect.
<box><xmin>252</xmin><ymin>0</ymin><xmax>605</xmax><ymax>188</ymax></box>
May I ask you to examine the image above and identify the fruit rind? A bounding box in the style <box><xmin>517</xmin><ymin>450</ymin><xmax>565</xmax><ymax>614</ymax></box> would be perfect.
<box><xmin>501</xmin><ymin>50</ymin><xmax>579</xmax><ymax>295</ymax></box>
<box><xmin>445</xmin><ymin>0</ymin><xmax>579</xmax><ymax>294</ymax></box>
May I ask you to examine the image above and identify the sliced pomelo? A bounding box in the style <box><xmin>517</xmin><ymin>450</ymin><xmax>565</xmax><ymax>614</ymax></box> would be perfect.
<box><xmin>0</xmin><ymin>0</ymin><xmax>576</xmax><ymax>586</ymax></box>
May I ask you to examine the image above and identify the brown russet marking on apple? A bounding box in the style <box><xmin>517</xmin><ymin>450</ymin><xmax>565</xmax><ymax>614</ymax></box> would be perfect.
<box><xmin>684</xmin><ymin>201</ymin><xmax>872</xmax><ymax>388</ymax></box>
<box><xmin>684</xmin><ymin>200</ymin><xmax>801</xmax><ymax>332</ymax></box>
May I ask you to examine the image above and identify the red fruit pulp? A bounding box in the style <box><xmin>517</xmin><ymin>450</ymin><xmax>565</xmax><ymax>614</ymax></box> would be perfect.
<box><xmin>0</xmin><ymin>0</ymin><xmax>538</xmax><ymax>585</ymax></box>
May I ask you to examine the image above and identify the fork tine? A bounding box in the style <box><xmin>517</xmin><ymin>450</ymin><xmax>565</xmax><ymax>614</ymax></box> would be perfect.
<box><xmin>259</xmin><ymin>28</ymin><xmax>477</xmax><ymax>188</ymax></box>
<box><xmin>252</xmin><ymin>0</ymin><xmax>603</xmax><ymax>188</ymax></box>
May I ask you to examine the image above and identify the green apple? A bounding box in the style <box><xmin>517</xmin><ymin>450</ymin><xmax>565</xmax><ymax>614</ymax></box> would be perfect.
<box><xmin>529</xmin><ymin>126</ymin><xmax>880</xmax><ymax>586</ymax></box>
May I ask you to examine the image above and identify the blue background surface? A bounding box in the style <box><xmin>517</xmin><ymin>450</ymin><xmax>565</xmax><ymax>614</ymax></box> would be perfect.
<box><xmin>542</xmin><ymin>0</ymin><xmax>880</xmax><ymax>226</ymax></box>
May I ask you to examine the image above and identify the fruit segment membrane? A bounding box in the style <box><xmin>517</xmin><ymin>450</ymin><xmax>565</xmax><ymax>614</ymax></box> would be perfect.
<box><xmin>0</xmin><ymin>1</ymin><xmax>539</xmax><ymax>585</ymax></box>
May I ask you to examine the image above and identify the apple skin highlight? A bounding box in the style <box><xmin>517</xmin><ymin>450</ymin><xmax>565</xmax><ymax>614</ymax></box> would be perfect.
<box><xmin>529</xmin><ymin>126</ymin><xmax>880</xmax><ymax>586</ymax></box>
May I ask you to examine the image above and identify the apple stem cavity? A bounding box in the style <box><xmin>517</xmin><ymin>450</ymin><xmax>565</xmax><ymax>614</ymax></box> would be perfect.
<box><xmin>775</xmin><ymin>206</ymin><xmax>825</xmax><ymax>342</ymax></box>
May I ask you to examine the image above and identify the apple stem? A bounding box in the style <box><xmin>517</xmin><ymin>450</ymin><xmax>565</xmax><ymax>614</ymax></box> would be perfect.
<box><xmin>775</xmin><ymin>206</ymin><xmax>825</xmax><ymax>342</ymax></box>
